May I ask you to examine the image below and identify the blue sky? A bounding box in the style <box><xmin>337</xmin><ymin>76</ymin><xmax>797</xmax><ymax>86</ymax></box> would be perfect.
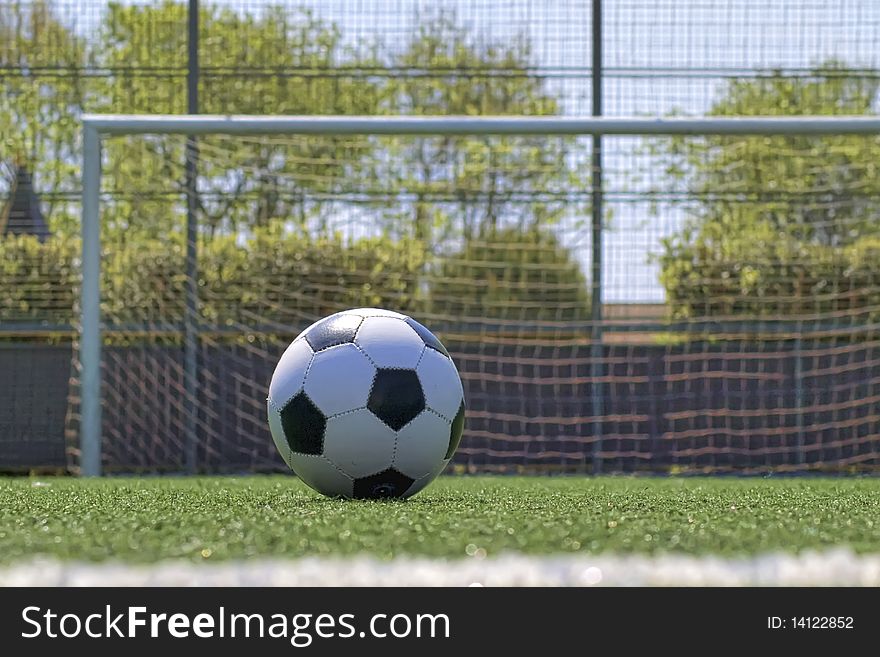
<box><xmin>61</xmin><ymin>0</ymin><xmax>880</xmax><ymax>302</ymax></box>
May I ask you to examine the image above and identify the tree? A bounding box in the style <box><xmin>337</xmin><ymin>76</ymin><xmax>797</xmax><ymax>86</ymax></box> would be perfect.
<box><xmin>655</xmin><ymin>63</ymin><xmax>880</xmax><ymax>319</ymax></box>
<box><xmin>2</xmin><ymin>4</ymin><xmax>582</xmax><ymax>248</ymax></box>
<box><xmin>1</xmin><ymin>3</ymin><xmax>589</xmax><ymax>329</ymax></box>
<box><xmin>94</xmin><ymin>1</ymin><xmax>385</xmax><ymax>238</ymax></box>
<box><xmin>0</xmin><ymin>1</ymin><xmax>85</xmax><ymax>235</ymax></box>
<box><xmin>373</xmin><ymin>15</ymin><xmax>583</xmax><ymax>247</ymax></box>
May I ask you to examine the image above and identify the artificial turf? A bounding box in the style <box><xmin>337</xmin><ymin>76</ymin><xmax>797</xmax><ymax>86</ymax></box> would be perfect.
<box><xmin>1</xmin><ymin>476</ymin><xmax>878</xmax><ymax>563</ymax></box>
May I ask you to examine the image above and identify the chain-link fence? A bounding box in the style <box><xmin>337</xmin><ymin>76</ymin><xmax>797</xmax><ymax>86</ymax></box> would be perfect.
<box><xmin>2</xmin><ymin>1</ymin><xmax>880</xmax><ymax>472</ymax></box>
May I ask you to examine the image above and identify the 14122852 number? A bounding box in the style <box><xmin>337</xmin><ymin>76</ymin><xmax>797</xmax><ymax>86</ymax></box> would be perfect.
<box><xmin>768</xmin><ymin>616</ymin><xmax>855</xmax><ymax>630</ymax></box>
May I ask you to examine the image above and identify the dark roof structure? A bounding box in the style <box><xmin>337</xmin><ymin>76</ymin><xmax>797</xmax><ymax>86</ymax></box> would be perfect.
<box><xmin>0</xmin><ymin>164</ymin><xmax>50</xmax><ymax>241</ymax></box>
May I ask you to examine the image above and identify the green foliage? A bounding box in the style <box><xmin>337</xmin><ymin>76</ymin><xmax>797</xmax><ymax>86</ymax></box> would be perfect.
<box><xmin>657</xmin><ymin>64</ymin><xmax>880</xmax><ymax>320</ymax></box>
<box><xmin>94</xmin><ymin>1</ymin><xmax>384</xmax><ymax>237</ymax></box>
<box><xmin>0</xmin><ymin>1</ymin><xmax>85</xmax><ymax>229</ymax></box>
<box><xmin>0</xmin><ymin>235</ymin><xmax>78</xmax><ymax>324</ymax></box>
<box><xmin>1</xmin><ymin>3</ymin><xmax>580</xmax><ymax>331</ymax></box>
<box><xmin>2</xmin><ymin>3</ymin><xmax>576</xmax><ymax>244</ymax></box>
<box><xmin>0</xmin><ymin>226</ymin><xmax>424</xmax><ymax>330</ymax></box>
<box><xmin>659</xmin><ymin>223</ymin><xmax>880</xmax><ymax>321</ymax></box>
<box><xmin>96</xmin><ymin>1</ymin><xmax>379</xmax><ymax>115</ymax></box>
<box><xmin>101</xmin><ymin>235</ymin><xmax>188</xmax><ymax>326</ymax></box>
<box><xmin>377</xmin><ymin>15</ymin><xmax>580</xmax><ymax>244</ymax></box>
<box><xmin>199</xmin><ymin>224</ymin><xmax>424</xmax><ymax>327</ymax></box>
<box><xmin>429</xmin><ymin>227</ymin><xmax>590</xmax><ymax>322</ymax></box>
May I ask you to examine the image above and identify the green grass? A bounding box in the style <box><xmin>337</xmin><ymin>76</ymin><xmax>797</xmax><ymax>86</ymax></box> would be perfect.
<box><xmin>1</xmin><ymin>476</ymin><xmax>878</xmax><ymax>563</ymax></box>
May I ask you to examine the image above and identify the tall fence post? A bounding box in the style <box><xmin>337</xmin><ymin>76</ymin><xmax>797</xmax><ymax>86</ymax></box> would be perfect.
<box><xmin>590</xmin><ymin>0</ymin><xmax>605</xmax><ymax>474</ymax></box>
<box><xmin>80</xmin><ymin>125</ymin><xmax>102</xmax><ymax>476</ymax></box>
<box><xmin>184</xmin><ymin>0</ymin><xmax>200</xmax><ymax>473</ymax></box>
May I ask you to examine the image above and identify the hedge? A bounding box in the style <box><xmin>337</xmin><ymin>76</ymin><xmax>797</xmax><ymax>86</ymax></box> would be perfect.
<box><xmin>2</xmin><ymin>224</ymin><xmax>593</xmax><ymax>333</ymax></box>
<box><xmin>0</xmin><ymin>225</ymin><xmax>424</xmax><ymax>332</ymax></box>
<box><xmin>659</xmin><ymin>221</ymin><xmax>880</xmax><ymax>323</ymax></box>
<box><xmin>428</xmin><ymin>227</ymin><xmax>591</xmax><ymax>323</ymax></box>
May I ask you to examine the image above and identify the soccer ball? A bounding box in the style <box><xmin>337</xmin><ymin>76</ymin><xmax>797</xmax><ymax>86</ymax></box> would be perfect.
<box><xmin>267</xmin><ymin>308</ymin><xmax>465</xmax><ymax>499</ymax></box>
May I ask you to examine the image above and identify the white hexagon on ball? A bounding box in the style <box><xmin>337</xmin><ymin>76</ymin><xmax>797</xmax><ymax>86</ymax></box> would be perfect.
<box><xmin>323</xmin><ymin>408</ymin><xmax>397</xmax><ymax>478</ymax></box>
<box><xmin>355</xmin><ymin>316</ymin><xmax>425</xmax><ymax>369</ymax></box>
<box><xmin>289</xmin><ymin>454</ymin><xmax>354</xmax><ymax>498</ymax></box>
<box><xmin>303</xmin><ymin>343</ymin><xmax>376</xmax><ymax>416</ymax></box>
<box><xmin>394</xmin><ymin>410</ymin><xmax>452</xmax><ymax>479</ymax></box>
<box><xmin>417</xmin><ymin>348</ymin><xmax>465</xmax><ymax>420</ymax></box>
<box><xmin>268</xmin><ymin>338</ymin><xmax>313</xmax><ymax>408</ymax></box>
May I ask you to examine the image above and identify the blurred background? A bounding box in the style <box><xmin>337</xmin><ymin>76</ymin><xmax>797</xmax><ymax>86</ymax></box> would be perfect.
<box><xmin>2</xmin><ymin>0</ymin><xmax>880</xmax><ymax>475</ymax></box>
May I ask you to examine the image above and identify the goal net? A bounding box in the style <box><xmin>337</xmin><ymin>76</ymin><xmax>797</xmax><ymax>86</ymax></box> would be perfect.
<box><xmin>65</xmin><ymin>115</ymin><xmax>880</xmax><ymax>474</ymax></box>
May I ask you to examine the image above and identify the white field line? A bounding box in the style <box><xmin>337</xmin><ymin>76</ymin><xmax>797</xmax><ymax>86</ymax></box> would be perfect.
<box><xmin>2</xmin><ymin>550</ymin><xmax>879</xmax><ymax>586</ymax></box>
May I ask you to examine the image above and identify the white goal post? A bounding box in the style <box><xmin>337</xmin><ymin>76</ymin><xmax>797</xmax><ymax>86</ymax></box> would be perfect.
<box><xmin>79</xmin><ymin>114</ymin><xmax>880</xmax><ymax>476</ymax></box>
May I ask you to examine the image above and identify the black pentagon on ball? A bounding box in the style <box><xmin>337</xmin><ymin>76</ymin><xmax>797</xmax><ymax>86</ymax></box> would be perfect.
<box><xmin>303</xmin><ymin>313</ymin><xmax>363</xmax><ymax>351</ymax></box>
<box><xmin>404</xmin><ymin>317</ymin><xmax>449</xmax><ymax>357</ymax></box>
<box><xmin>353</xmin><ymin>468</ymin><xmax>415</xmax><ymax>499</ymax></box>
<box><xmin>367</xmin><ymin>368</ymin><xmax>425</xmax><ymax>431</ymax></box>
<box><xmin>280</xmin><ymin>391</ymin><xmax>326</xmax><ymax>455</ymax></box>
<box><xmin>446</xmin><ymin>402</ymin><xmax>465</xmax><ymax>459</ymax></box>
